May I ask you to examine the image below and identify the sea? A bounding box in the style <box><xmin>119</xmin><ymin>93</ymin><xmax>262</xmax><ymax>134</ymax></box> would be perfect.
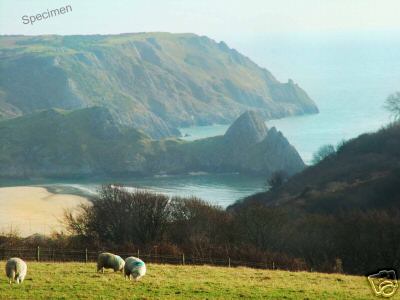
<box><xmin>2</xmin><ymin>32</ymin><xmax>399</xmax><ymax>207</ymax></box>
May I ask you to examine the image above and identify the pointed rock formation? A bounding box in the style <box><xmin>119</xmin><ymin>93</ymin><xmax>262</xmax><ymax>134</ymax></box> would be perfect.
<box><xmin>224</xmin><ymin>111</ymin><xmax>268</xmax><ymax>146</ymax></box>
<box><xmin>218</xmin><ymin>111</ymin><xmax>305</xmax><ymax>175</ymax></box>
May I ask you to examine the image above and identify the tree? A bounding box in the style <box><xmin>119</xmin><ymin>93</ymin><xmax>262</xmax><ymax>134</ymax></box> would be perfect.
<box><xmin>64</xmin><ymin>185</ymin><xmax>173</xmax><ymax>245</ymax></box>
<box><xmin>267</xmin><ymin>171</ymin><xmax>288</xmax><ymax>190</ymax></box>
<box><xmin>168</xmin><ymin>197</ymin><xmax>232</xmax><ymax>257</ymax></box>
<box><xmin>384</xmin><ymin>92</ymin><xmax>400</xmax><ymax>121</ymax></box>
<box><xmin>311</xmin><ymin>144</ymin><xmax>336</xmax><ymax>164</ymax></box>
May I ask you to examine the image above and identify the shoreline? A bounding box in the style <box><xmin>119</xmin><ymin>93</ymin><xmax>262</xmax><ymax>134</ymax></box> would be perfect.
<box><xmin>0</xmin><ymin>186</ymin><xmax>90</xmax><ymax>237</ymax></box>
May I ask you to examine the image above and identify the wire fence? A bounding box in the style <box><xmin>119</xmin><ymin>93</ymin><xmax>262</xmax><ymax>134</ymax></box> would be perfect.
<box><xmin>0</xmin><ymin>247</ymin><xmax>289</xmax><ymax>270</ymax></box>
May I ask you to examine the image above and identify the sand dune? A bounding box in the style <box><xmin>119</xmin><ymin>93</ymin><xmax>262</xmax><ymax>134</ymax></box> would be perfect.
<box><xmin>0</xmin><ymin>186</ymin><xmax>90</xmax><ymax>237</ymax></box>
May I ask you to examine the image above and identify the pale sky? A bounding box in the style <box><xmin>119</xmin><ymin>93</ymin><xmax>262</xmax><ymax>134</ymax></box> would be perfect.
<box><xmin>1</xmin><ymin>0</ymin><xmax>400</xmax><ymax>41</ymax></box>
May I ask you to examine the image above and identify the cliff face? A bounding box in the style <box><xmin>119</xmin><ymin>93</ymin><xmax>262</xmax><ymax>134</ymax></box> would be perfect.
<box><xmin>0</xmin><ymin>108</ymin><xmax>305</xmax><ymax>178</ymax></box>
<box><xmin>0</xmin><ymin>33</ymin><xmax>318</xmax><ymax>138</ymax></box>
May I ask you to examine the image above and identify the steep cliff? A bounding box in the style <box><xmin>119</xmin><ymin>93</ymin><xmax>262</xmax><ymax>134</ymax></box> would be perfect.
<box><xmin>0</xmin><ymin>33</ymin><xmax>318</xmax><ymax>138</ymax></box>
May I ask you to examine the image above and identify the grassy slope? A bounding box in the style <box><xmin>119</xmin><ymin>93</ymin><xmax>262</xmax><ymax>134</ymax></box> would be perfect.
<box><xmin>0</xmin><ymin>107</ymin><xmax>160</xmax><ymax>176</ymax></box>
<box><xmin>0</xmin><ymin>262</ymin><xmax>376</xmax><ymax>299</ymax></box>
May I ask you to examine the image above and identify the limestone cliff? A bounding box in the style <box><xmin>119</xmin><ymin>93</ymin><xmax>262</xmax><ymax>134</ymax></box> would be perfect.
<box><xmin>0</xmin><ymin>33</ymin><xmax>318</xmax><ymax>138</ymax></box>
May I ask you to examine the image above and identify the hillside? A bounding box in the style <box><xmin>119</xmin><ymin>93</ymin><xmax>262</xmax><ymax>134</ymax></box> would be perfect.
<box><xmin>0</xmin><ymin>108</ymin><xmax>305</xmax><ymax>178</ymax></box>
<box><xmin>226</xmin><ymin>123</ymin><xmax>400</xmax><ymax>275</ymax></box>
<box><xmin>234</xmin><ymin>123</ymin><xmax>400</xmax><ymax>213</ymax></box>
<box><xmin>0</xmin><ymin>33</ymin><xmax>318</xmax><ymax>138</ymax></box>
<box><xmin>0</xmin><ymin>262</ymin><xmax>374</xmax><ymax>299</ymax></box>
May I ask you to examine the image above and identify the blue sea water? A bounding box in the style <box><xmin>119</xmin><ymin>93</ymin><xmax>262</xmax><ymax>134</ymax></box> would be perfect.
<box><xmin>1</xmin><ymin>174</ymin><xmax>266</xmax><ymax>208</ymax></box>
<box><xmin>4</xmin><ymin>32</ymin><xmax>400</xmax><ymax>206</ymax></box>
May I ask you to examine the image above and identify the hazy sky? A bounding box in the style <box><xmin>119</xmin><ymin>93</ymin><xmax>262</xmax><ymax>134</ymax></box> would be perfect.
<box><xmin>1</xmin><ymin>0</ymin><xmax>400</xmax><ymax>41</ymax></box>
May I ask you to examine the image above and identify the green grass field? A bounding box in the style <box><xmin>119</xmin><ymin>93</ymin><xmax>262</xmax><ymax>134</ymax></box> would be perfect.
<box><xmin>0</xmin><ymin>261</ymin><xmax>384</xmax><ymax>299</ymax></box>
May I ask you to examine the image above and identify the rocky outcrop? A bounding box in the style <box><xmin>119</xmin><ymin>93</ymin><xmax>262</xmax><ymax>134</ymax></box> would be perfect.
<box><xmin>0</xmin><ymin>33</ymin><xmax>318</xmax><ymax>139</ymax></box>
<box><xmin>224</xmin><ymin>111</ymin><xmax>268</xmax><ymax>145</ymax></box>
<box><xmin>217</xmin><ymin>111</ymin><xmax>305</xmax><ymax>175</ymax></box>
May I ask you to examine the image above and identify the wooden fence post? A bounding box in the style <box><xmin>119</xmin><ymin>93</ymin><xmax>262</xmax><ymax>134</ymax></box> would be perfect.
<box><xmin>137</xmin><ymin>249</ymin><xmax>140</xmax><ymax>259</ymax></box>
<box><xmin>182</xmin><ymin>253</ymin><xmax>185</xmax><ymax>265</ymax></box>
<box><xmin>36</xmin><ymin>246</ymin><xmax>40</xmax><ymax>262</ymax></box>
<box><xmin>228</xmin><ymin>257</ymin><xmax>231</xmax><ymax>268</ymax></box>
<box><xmin>85</xmin><ymin>248</ymin><xmax>88</xmax><ymax>263</ymax></box>
<box><xmin>272</xmin><ymin>261</ymin><xmax>275</xmax><ymax>270</ymax></box>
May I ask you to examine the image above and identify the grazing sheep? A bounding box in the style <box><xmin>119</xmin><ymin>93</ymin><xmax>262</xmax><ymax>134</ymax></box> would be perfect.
<box><xmin>97</xmin><ymin>252</ymin><xmax>125</xmax><ymax>273</ymax></box>
<box><xmin>5</xmin><ymin>258</ymin><xmax>27</xmax><ymax>284</ymax></box>
<box><xmin>124</xmin><ymin>256</ymin><xmax>146</xmax><ymax>281</ymax></box>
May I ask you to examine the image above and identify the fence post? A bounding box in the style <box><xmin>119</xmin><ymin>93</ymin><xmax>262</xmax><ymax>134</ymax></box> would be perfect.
<box><xmin>182</xmin><ymin>253</ymin><xmax>185</xmax><ymax>265</ymax></box>
<box><xmin>137</xmin><ymin>249</ymin><xmax>140</xmax><ymax>259</ymax></box>
<box><xmin>272</xmin><ymin>261</ymin><xmax>275</xmax><ymax>270</ymax></box>
<box><xmin>85</xmin><ymin>248</ymin><xmax>88</xmax><ymax>263</ymax></box>
<box><xmin>228</xmin><ymin>257</ymin><xmax>231</xmax><ymax>268</ymax></box>
<box><xmin>36</xmin><ymin>246</ymin><xmax>40</xmax><ymax>262</ymax></box>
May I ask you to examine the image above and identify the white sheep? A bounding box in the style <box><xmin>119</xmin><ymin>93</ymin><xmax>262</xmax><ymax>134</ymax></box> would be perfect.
<box><xmin>97</xmin><ymin>252</ymin><xmax>125</xmax><ymax>273</ymax></box>
<box><xmin>124</xmin><ymin>256</ymin><xmax>146</xmax><ymax>281</ymax></box>
<box><xmin>5</xmin><ymin>257</ymin><xmax>27</xmax><ymax>284</ymax></box>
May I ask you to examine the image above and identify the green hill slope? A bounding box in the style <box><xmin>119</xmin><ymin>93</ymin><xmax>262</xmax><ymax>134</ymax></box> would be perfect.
<box><xmin>0</xmin><ymin>108</ymin><xmax>305</xmax><ymax>179</ymax></box>
<box><xmin>0</xmin><ymin>33</ymin><xmax>318</xmax><ymax>138</ymax></box>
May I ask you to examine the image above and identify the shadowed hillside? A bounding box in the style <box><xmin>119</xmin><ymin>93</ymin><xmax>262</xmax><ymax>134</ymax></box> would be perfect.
<box><xmin>233</xmin><ymin>122</ymin><xmax>400</xmax><ymax>213</ymax></box>
<box><xmin>226</xmin><ymin>123</ymin><xmax>400</xmax><ymax>274</ymax></box>
<box><xmin>0</xmin><ymin>108</ymin><xmax>304</xmax><ymax>178</ymax></box>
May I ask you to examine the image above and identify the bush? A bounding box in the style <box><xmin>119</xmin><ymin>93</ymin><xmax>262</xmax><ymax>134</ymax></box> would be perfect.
<box><xmin>311</xmin><ymin>144</ymin><xmax>336</xmax><ymax>164</ymax></box>
<box><xmin>385</xmin><ymin>91</ymin><xmax>400</xmax><ymax>121</ymax></box>
<box><xmin>267</xmin><ymin>171</ymin><xmax>288</xmax><ymax>190</ymax></box>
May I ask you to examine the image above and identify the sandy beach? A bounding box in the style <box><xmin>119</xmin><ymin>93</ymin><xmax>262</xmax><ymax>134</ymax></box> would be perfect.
<box><xmin>0</xmin><ymin>186</ymin><xmax>90</xmax><ymax>237</ymax></box>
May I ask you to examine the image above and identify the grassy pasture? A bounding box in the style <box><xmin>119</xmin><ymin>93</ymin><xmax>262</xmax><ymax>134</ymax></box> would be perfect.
<box><xmin>0</xmin><ymin>262</ymin><xmax>381</xmax><ymax>299</ymax></box>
